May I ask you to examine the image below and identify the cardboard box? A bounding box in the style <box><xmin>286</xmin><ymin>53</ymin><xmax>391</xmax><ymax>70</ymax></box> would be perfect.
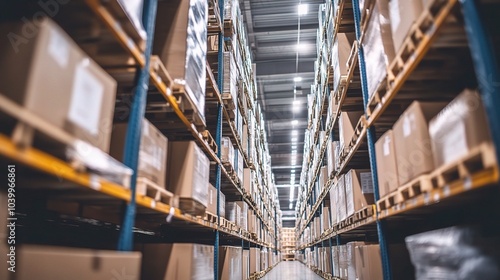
<box><xmin>168</xmin><ymin>141</ymin><xmax>210</xmax><ymax>208</ymax></box>
<box><xmin>236</xmin><ymin>201</ymin><xmax>248</xmax><ymax>231</ymax></box>
<box><xmin>330</xmin><ymin>187</ymin><xmax>338</xmax><ymax>226</ymax></box>
<box><xmin>319</xmin><ymin>166</ymin><xmax>329</xmax><ymax>192</ymax></box>
<box><xmin>16</xmin><ymin>245</ymin><xmax>141</xmax><ymax>280</ymax></box>
<box><xmin>429</xmin><ymin>89</ymin><xmax>492</xmax><ymax>168</ymax></box>
<box><xmin>339</xmin><ymin>111</ymin><xmax>364</xmax><ymax>151</ymax></box>
<box><xmin>375</xmin><ymin>129</ymin><xmax>400</xmax><ymax>198</ymax></box>
<box><xmin>362</xmin><ymin>0</ymin><xmax>396</xmax><ymax>97</ymax></box>
<box><xmin>226</xmin><ymin>202</ymin><xmax>241</xmax><ymax>226</ymax></box>
<box><xmin>393</xmin><ymin>101</ymin><xmax>446</xmax><ymax>185</ymax></box>
<box><xmin>323</xmin><ymin>206</ymin><xmax>331</xmax><ymax>231</ymax></box>
<box><xmin>154</xmin><ymin>0</ymin><xmax>207</xmax><ymax>123</ymax></box>
<box><xmin>339</xmin><ymin>245</ymin><xmax>348</xmax><ymax>280</ymax></box>
<box><xmin>207</xmin><ymin>184</ymin><xmax>226</xmax><ymax>216</ymax></box>
<box><xmin>221</xmin><ymin>137</ymin><xmax>234</xmax><ymax>165</ymax></box>
<box><xmin>0</xmin><ymin>18</ymin><xmax>117</xmax><ymax>153</ymax></box>
<box><xmin>249</xmin><ymin>248</ymin><xmax>260</xmax><ymax>274</ymax></box>
<box><xmin>235</xmin><ymin>150</ymin><xmax>244</xmax><ymax>183</ymax></box>
<box><xmin>219</xmin><ymin>246</ymin><xmax>242</xmax><ymax>280</ymax></box>
<box><xmin>332</xmin><ymin>33</ymin><xmax>357</xmax><ymax>92</ymax></box>
<box><xmin>111</xmin><ymin>119</ymin><xmax>168</xmax><ymax>188</ymax></box>
<box><xmin>346</xmin><ymin>242</ymin><xmax>366</xmax><ymax>280</ymax></box>
<box><xmin>332</xmin><ymin>246</ymin><xmax>340</xmax><ymax>277</ymax></box>
<box><xmin>354</xmin><ymin>245</ymin><xmax>383</xmax><ymax>280</ymax></box>
<box><xmin>345</xmin><ymin>169</ymin><xmax>374</xmax><ymax>217</ymax></box>
<box><xmin>141</xmin><ymin>243</ymin><xmax>213</xmax><ymax>280</ymax></box>
<box><xmin>336</xmin><ymin>175</ymin><xmax>347</xmax><ymax>223</ymax></box>
<box><xmin>243</xmin><ymin>168</ymin><xmax>253</xmax><ymax>194</ymax></box>
<box><xmin>327</xmin><ymin>140</ymin><xmax>339</xmax><ymax>176</ymax></box>
<box><xmin>242</xmin><ymin>250</ymin><xmax>250</xmax><ymax>280</ymax></box>
<box><xmin>389</xmin><ymin>0</ymin><xmax>423</xmax><ymax>53</ymax></box>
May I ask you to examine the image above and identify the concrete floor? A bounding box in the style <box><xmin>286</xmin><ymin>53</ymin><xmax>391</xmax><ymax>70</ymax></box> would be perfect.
<box><xmin>261</xmin><ymin>261</ymin><xmax>324</xmax><ymax>280</ymax></box>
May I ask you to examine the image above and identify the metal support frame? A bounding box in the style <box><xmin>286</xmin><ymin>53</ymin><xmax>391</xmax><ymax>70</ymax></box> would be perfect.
<box><xmin>351</xmin><ymin>0</ymin><xmax>392</xmax><ymax>279</ymax></box>
<box><xmin>118</xmin><ymin>0</ymin><xmax>158</xmax><ymax>251</ymax></box>
<box><xmin>214</xmin><ymin>0</ymin><xmax>225</xmax><ymax>277</ymax></box>
<box><xmin>460</xmin><ymin>0</ymin><xmax>500</xmax><ymax>164</ymax></box>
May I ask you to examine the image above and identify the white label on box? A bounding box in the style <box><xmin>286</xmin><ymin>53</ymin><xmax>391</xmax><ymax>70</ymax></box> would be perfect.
<box><xmin>403</xmin><ymin>113</ymin><xmax>415</xmax><ymax>137</ymax></box>
<box><xmin>383</xmin><ymin>135</ymin><xmax>391</xmax><ymax>156</ymax></box>
<box><xmin>68</xmin><ymin>63</ymin><xmax>104</xmax><ymax>136</ymax></box>
<box><xmin>360</xmin><ymin>172</ymin><xmax>374</xmax><ymax>193</ymax></box>
<box><xmin>389</xmin><ymin>0</ymin><xmax>401</xmax><ymax>33</ymax></box>
<box><xmin>442</xmin><ymin>121</ymin><xmax>468</xmax><ymax>164</ymax></box>
<box><xmin>48</xmin><ymin>28</ymin><xmax>69</xmax><ymax>68</ymax></box>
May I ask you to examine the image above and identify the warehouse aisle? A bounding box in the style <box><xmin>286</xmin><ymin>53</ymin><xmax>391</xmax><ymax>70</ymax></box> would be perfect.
<box><xmin>261</xmin><ymin>261</ymin><xmax>324</xmax><ymax>280</ymax></box>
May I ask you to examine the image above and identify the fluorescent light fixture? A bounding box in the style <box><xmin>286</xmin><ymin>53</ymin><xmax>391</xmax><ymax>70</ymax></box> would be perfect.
<box><xmin>293</xmin><ymin>77</ymin><xmax>302</xmax><ymax>82</ymax></box>
<box><xmin>292</xmin><ymin>130</ymin><xmax>298</xmax><ymax>136</ymax></box>
<box><xmin>292</xmin><ymin>150</ymin><xmax>297</xmax><ymax>154</ymax></box>
<box><xmin>289</xmin><ymin>185</ymin><xmax>295</xmax><ymax>201</ymax></box>
<box><xmin>292</xmin><ymin>120</ymin><xmax>298</xmax><ymax>126</ymax></box>
<box><xmin>291</xmin><ymin>137</ymin><xmax>298</xmax><ymax>142</ymax></box>
<box><xmin>296</xmin><ymin>43</ymin><xmax>311</xmax><ymax>52</ymax></box>
<box><xmin>292</xmin><ymin>145</ymin><xmax>297</xmax><ymax>149</ymax></box>
<box><xmin>298</xmin><ymin>4</ymin><xmax>308</xmax><ymax>16</ymax></box>
<box><xmin>293</xmin><ymin>100</ymin><xmax>301</xmax><ymax>105</ymax></box>
<box><xmin>289</xmin><ymin>202</ymin><xmax>293</xmax><ymax>210</ymax></box>
<box><xmin>291</xmin><ymin>170</ymin><xmax>295</xmax><ymax>173</ymax></box>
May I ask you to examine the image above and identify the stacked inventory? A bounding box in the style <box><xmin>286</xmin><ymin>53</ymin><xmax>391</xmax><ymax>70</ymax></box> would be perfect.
<box><xmin>295</xmin><ymin>0</ymin><xmax>500</xmax><ymax>279</ymax></box>
<box><xmin>281</xmin><ymin>228</ymin><xmax>296</xmax><ymax>261</ymax></box>
<box><xmin>0</xmin><ymin>0</ymin><xmax>282</xmax><ymax>279</ymax></box>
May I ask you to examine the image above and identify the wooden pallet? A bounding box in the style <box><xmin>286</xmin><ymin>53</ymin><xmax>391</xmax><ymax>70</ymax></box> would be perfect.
<box><xmin>387</xmin><ymin>0</ymin><xmax>457</xmax><ymax>86</ymax></box>
<box><xmin>179</xmin><ymin>198</ymin><xmax>206</xmax><ymax>216</ymax></box>
<box><xmin>201</xmin><ymin>130</ymin><xmax>218</xmax><ymax>155</ymax></box>
<box><xmin>365</xmin><ymin>77</ymin><xmax>389</xmax><ymax>118</ymax></box>
<box><xmin>136</xmin><ymin>177</ymin><xmax>178</xmax><ymax>207</ymax></box>
<box><xmin>355</xmin><ymin>205</ymin><xmax>375</xmax><ymax>221</ymax></box>
<box><xmin>223</xmin><ymin>19</ymin><xmax>235</xmax><ymax>37</ymax></box>
<box><xmin>376</xmin><ymin>190</ymin><xmax>401</xmax><ymax>211</ymax></box>
<box><xmin>171</xmin><ymin>83</ymin><xmax>207</xmax><ymax>129</ymax></box>
<box><xmin>429</xmin><ymin>142</ymin><xmax>497</xmax><ymax>190</ymax></box>
<box><xmin>398</xmin><ymin>174</ymin><xmax>433</xmax><ymax>201</ymax></box>
<box><xmin>202</xmin><ymin>211</ymin><xmax>218</xmax><ymax>224</ymax></box>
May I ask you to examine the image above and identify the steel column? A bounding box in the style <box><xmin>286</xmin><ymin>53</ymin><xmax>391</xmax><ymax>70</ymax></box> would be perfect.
<box><xmin>460</xmin><ymin>0</ymin><xmax>500</xmax><ymax>163</ymax></box>
<box><xmin>351</xmin><ymin>0</ymin><xmax>392</xmax><ymax>279</ymax></box>
<box><xmin>118</xmin><ymin>0</ymin><xmax>158</xmax><ymax>251</ymax></box>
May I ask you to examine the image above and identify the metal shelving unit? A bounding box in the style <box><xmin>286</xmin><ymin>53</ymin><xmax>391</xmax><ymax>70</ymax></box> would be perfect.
<box><xmin>0</xmin><ymin>0</ymin><xmax>279</xmax><ymax>278</ymax></box>
<box><xmin>296</xmin><ymin>0</ymin><xmax>500</xmax><ymax>279</ymax></box>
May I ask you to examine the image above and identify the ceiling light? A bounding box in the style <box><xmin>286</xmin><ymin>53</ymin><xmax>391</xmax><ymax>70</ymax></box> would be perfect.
<box><xmin>293</xmin><ymin>77</ymin><xmax>302</xmax><ymax>82</ymax></box>
<box><xmin>298</xmin><ymin>4</ymin><xmax>308</xmax><ymax>16</ymax></box>
<box><xmin>296</xmin><ymin>43</ymin><xmax>311</xmax><ymax>52</ymax></box>
<box><xmin>289</xmin><ymin>185</ymin><xmax>295</xmax><ymax>201</ymax></box>
<box><xmin>291</xmin><ymin>137</ymin><xmax>297</xmax><ymax>142</ymax></box>
<box><xmin>291</xmin><ymin>170</ymin><xmax>295</xmax><ymax>173</ymax></box>
<box><xmin>292</xmin><ymin>145</ymin><xmax>297</xmax><ymax>149</ymax></box>
<box><xmin>292</xmin><ymin>150</ymin><xmax>297</xmax><ymax>154</ymax></box>
<box><xmin>293</xmin><ymin>100</ymin><xmax>300</xmax><ymax>105</ymax></box>
<box><xmin>289</xmin><ymin>202</ymin><xmax>293</xmax><ymax>210</ymax></box>
<box><xmin>292</xmin><ymin>130</ymin><xmax>298</xmax><ymax>136</ymax></box>
<box><xmin>292</xmin><ymin>120</ymin><xmax>298</xmax><ymax>126</ymax></box>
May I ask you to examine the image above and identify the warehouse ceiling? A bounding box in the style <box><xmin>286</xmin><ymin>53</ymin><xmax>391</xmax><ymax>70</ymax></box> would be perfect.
<box><xmin>241</xmin><ymin>0</ymin><xmax>324</xmax><ymax>226</ymax></box>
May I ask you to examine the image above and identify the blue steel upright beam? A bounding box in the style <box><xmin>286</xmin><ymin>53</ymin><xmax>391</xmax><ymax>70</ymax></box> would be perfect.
<box><xmin>460</xmin><ymin>0</ymin><xmax>500</xmax><ymax>164</ymax></box>
<box><xmin>214</xmin><ymin>0</ymin><xmax>225</xmax><ymax>278</ymax></box>
<box><xmin>351</xmin><ymin>0</ymin><xmax>392</xmax><ymax>279</ymax></box>
<box><xmin>118</xmin><ymin>0</ymin><xmax>158</xmax><ymax>251</ymax></box>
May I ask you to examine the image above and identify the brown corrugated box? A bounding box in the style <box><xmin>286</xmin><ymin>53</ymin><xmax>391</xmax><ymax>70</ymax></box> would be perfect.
<box><xmin>429</xmin><ymin>89</ymin><xmax>492</xmax><ymax>168</ymax></box>
<box><xmin>333</xmin><ymin>33</ymin><xmax>357</xmax><ymax>77</ymax></box>
<box><xmin>249</xmin><ymin>247</ymin><xmax>260</xmax><ymax>274</ymax></box>
<box><xmin>167</xmin><ymin>141</ymin><xmax>210</xmax><ymax>208</ymax></box>
<box><xmin>0</xmin><ymin>18</ymin><xmax>116</xmax><ymax>153</ymax></box>
<box><xmin>375</xmin><ymin>129</ymin><xmax>400</xmax><ymax>198</ymax></box>
<box><xmin>16</xmin><ymin>245</ymin><xmax>141</xmax><ymax>280</ymax></box>
<box><xmin>140</xmin><ymin>243</ymin><xmax>213</xmax><ymax>280</ymax></box>
<box><xmin>219</xmin><ymin>246</ymin><xmax>242</xmax><ymax>280</ymax></box>
<box><xmin>393</xmin><ymin>101</ymin><xmax>446</xmax><ymax>185</ymax></box>
<box><xmin>236</xmin><ymin>201</ymin><xmax>248</xmax><ymax>231</ymax></box>
<box><xmin>338</xmin><ymin>245</ymin><xmax>348</xmax><ymax>280</ymax></box>
<box><xmin>339</xmin><ymin>111</ymin><xmax>364</xmax><ymax>151</ymax></box>
<box><xmin>242</xmin><ymin>249</ymin><xmax>250</xmax><ymax>279</ymax></box>
<box><xmin>111</xmin><ymin>119</ymin><xmax>168</xmax><ymax>188</ymax></box>
<box><xmin>347</xmin><ymin>241</ymin><xmax>366</xmax><ymax>280</ymax></box>
<box><xmin>345</xmin><ymin>169</ymin><xmax>374</xmax><ymax>217</ymax></box>
<box><xmin>336</xmin><ymin>175</ymin><xmax>347</xmax><ymax>223</ymax></box>
<box><xmin>330</xmin><ymin>187</ymin><xmax>337</xmax><ymax>226</ymax></box>
<box><xmin>322</xmin><ymin>206</ymin><xmax>331</xmax><ymax>231</ymax></box>
<box><xmin>354</xmin><ymin>245</ymin><xmax>383</xmax><ymax>280</ymax></box>
<box><xmin>332</xmin><ymin>246</ymin><xmax>340</xmax><ymax>277</ymax></box>
<box><xmin>207</xmin><ymin>183</ymin><xmax>226</xmax><ymax>217</ymax></box>
<box><xmin>389</xmin><ymin>0</ymin><xmax>424</xmax><ymax>53</ymax></box>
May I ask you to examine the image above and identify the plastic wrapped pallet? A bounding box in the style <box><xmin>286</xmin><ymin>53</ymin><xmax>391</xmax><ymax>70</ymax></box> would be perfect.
<box><xmin>234</xmin><ymin>149</ymin><xmax>244</xmax><ymax>183</ymax></box>
<box><xmin>225</xmin><ymin>202</ymin><xmax>241</xmax><ymax>226</ymax></box>
<box><xmin>117</xmin><ymin>0</ymin><xmax>146</xmax><ymax>40</ymax></box>
<box><xmin>219</xmin><ymin>246</ymin><xmax>242</xmax><ymax>280</ymax></box>
<box><xmin>154</xmin><ymin>0</ymin><xmax>207</xmax><ymax>124</ymax></box>
<box><xmin>429</xmin><ymin>89</ymin><xmax>492</xmax><ymax>168</ymax></box>
<box><xmin>223</xmin><ymin>52</ymin><xmax>239</xmax><ymax>110</ymax></box>
<box><xmin>405</xmin><ymin>226</ymin><xmax>500</xmax><ymax>280</ymax></box>
<box><xmin>344</xmin><ymin>169</ymin><xmax>374</xmax><ymax>217</ymax></box>
<box><xmin>249</xmin><ymin>248</ymin><xmax>260</xmax><ymax>274</ymax></box>
<box><xmin>329</xmin><ymin>186</ymin><xmax>338</xmax><ymax>226</ymax></box>
<box><xmin>111</xmin><ymin>119</ymin><xmax>168</xmax><ymax>189</ymax></box>
<box><xmin>336</xmin><ymin>175</ymin><xmax>347</xmax><ymax>223</ymax></box>
<box><xmin>235</xmin><ymin>201</ymin><xmax>248</xmax><ymax>231</ymax></box>
<box><xmin>221</xmin><ymin>137</ymin><xmax>235</xmax><ymax>165</ymax></box>
<box><xmin>389</xmin><ymin>0</ymin><xmax>423</xmax><ymax>53</ymax></box>
<box><xmin>141</xmin><ymin>243</ymin><xmax>213</xmax><ymax>280</ymax></box>
<box><xmin>346</xmin><ymin>242</ymin><xmax>366</xmax><ymax>280</ymax></box>
<box><xmin>168</xmin><ymin>141</ymin><xmax>210</xmax><ymax>214</ymax></box>
<box><xmin>242</xmin><ymin>249</ymin><xmax>250</xmax><ymax>280</ymax></box>
<box><xmin>361</xmin><ymin>0</ymin><xmax>395</xmax><ymax>97</ymax></box>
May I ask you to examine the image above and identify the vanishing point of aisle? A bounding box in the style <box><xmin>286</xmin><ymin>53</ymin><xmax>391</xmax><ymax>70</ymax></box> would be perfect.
<box><xmin>261</xmin><ymin>262</ymin><xmax>324</xmax><ymax>280</ymax></box>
